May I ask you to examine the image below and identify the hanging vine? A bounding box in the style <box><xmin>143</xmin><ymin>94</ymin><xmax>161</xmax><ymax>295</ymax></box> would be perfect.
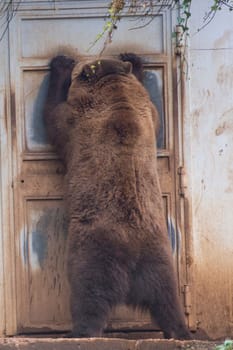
<box><xmin>89</xmin><ymin>0</ymin><xmax>233</xmax><ymax>54</ymax></box>
<box><xmin>0</xmin><ymin>0</ymin><xmax>22</xmax><ymax>41</ymax></box>
<box><xmin>0</xmin><ymin>0</ymin><xmax>233</xmax><ymax>46</ymax></box>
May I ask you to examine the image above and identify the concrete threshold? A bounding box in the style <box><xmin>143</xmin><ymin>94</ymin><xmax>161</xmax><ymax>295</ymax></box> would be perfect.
<box><xmin>0</xmin><ymin>338</ymin><xmax>220</xmax><ymax>350</ymax></box>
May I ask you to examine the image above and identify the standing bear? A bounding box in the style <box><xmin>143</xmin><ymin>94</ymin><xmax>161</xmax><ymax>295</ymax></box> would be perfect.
<box><xmin>44</xmin><ymin>53</ymin><xmax>191</xmax><ymax>340</ymax></box>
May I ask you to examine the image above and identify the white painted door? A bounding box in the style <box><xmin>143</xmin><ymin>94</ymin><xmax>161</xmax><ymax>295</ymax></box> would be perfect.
<box><xmin>5</xmin><ymin>0</ymin><xmax>186</xmax><ymax>335</ymax></box>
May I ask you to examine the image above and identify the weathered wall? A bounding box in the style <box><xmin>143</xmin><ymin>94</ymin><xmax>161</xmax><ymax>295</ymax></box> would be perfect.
<box><xmin>0</xmin><ymin>0</ymin><xmax>232</xmax><ymax>339</ymax></box>
<box><xmin>0</xmin><ymin>21</ymin><xmax>6</xmax><ymax>337</ymax></box>
<box><xmin>184</xmin><ymin>0</ymin><xmax>233</xmax><ymax>339</ymax></box>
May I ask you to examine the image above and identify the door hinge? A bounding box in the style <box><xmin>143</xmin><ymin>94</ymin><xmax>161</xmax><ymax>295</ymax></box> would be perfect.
<box><xmin>183</xmin><ymin>284</ymin><xmax>192</xmax><ymax>316</ymax></box>
<box><xmin>178</xmin><ymin>166</ymin><xmax>187</xmax><ymax>197</ymax></box>
<box><xmin>175</xmin><ymin>25</ymin><xmax>184</xmax><ymax>56</ymax></box>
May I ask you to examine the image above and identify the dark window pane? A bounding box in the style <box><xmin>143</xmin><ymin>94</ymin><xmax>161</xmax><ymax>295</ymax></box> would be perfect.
<box><xmin>143</xmin><ymin>69</ymin><xmax>165</xmax><ymax>149</ymax></box>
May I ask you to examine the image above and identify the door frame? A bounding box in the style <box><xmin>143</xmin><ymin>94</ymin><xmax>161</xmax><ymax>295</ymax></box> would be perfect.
<box><xmin>0</xmin><ymin>15</ymin><xmax>17</xmax><ymax>336</ymax></box>
<box><xmin>0</xmin><ymin>1</ymin><xmax>195</xmax><ymax>336</ymax></box>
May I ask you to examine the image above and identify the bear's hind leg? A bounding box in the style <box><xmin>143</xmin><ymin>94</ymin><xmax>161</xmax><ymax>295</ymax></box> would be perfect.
<box><xmin>127</xmin><ymin>254</ymin><xmax>191</xmax><ymax>340</ymax></box>
<box><xmin>69</xmin><ymin>287</ymin><xmax>108</xmax><ymax>338</ymax></box>
<box><xmin>149</xmin><ymin>283</ymin><xmax>192</xmax><ymax>340</ymax></box>
<box><xmin>68</xmin><ymin>233</ymin><xmax>130</xmax><ymax>337</ymax></box>
<box><xmin>69</xmin><ymin>263</ymin><xmax>129</xmax><ymax>337</ymax></box>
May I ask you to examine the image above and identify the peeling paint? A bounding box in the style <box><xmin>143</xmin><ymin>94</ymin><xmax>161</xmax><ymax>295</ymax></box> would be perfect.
<box><xmin>31</xmin><ymin>231</ymin><xmax>48</xmax><ymax>269</ymax></box>
<box><xmin>26</xmin><ymin>207</ymin><xmax>68</xmax><ymax>272</ymax></box>
<box><xmin>167</xmin><ymin>218</ymin><xmax>178</xmax><ymax>254</ymax></box>
<box><xmin>20</xmin><ymin>229</ymin><xmax>28</xmax><ymax>266</ymax></box>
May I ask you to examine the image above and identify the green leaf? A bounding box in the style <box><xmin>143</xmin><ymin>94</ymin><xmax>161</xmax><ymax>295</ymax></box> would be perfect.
<box><xmin>171</xmin><ymin>31</ymin><xmax>177</xmax><ymax>38</ymax></box>
<box><xmin>184</xmin><ymin>10</ymin><xmax>191</xmax><ymax>18</ymax></box>
<box><xmin>215</xmin><ymin>340</ymin><xmax>233</xmax><ymax>350</ymax></box>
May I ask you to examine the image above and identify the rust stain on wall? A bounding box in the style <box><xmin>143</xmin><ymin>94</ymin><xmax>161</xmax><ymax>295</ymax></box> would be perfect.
<box><xmin>215</xmin><ymin>122</ymin><xmax>227</xmax><ymax>136</ymax></box>
<box><xmin>217</xmin><ymin>65</ymin><xmax>233</xmax><ymax>88</ymax></box>
<box><xmin>225</xmin><ymin>169</ymin><xmax>233</xmax><ymax>193</ymax></box>
<box><xmin>215</xmin><ymin>108</ymin><xmax>233</xmax><ymax>137</ymax></box>
<box><xmin>214</xmin><ymin>30</ymin><xmax>233</xmax><ymax>49</ymax></box>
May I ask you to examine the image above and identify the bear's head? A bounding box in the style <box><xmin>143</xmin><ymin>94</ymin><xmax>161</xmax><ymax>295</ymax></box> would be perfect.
<box><xmin>71</xmin><ymin>58</ymin><xmax>132</xmax><ymax>84</ymax></box>
<box><xmin>67</xmin><ymin>57</ymin><xmax>133</xmax><ymax>106</ymax></box>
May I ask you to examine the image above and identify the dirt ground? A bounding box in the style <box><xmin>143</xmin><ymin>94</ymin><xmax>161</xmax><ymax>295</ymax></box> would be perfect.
<box><xmin>0</xmin><ymin>338</ymin><xmax>221</xmax><ymax>350</ymax></box>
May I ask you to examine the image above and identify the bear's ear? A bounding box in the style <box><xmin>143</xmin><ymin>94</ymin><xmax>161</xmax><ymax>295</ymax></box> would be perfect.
<box><xmin>80</xmin><ymin>63</ymin><xmax>93</xmax><ymax>80</ymax></box>
<box><xmin>123</xmin><ymin>61</ymin><xmax>132</xmax><ymax>74</ymax></box>
<box><xmin>119</xmin><ymin>52</ymin><xmax>144</xmax><ymax>82</ymax></box>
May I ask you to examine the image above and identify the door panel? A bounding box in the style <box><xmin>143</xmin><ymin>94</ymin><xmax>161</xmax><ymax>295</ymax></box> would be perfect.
<box><xmin>20</xmin><ymin>14</ymin><xmax>165</xmax><ymax>58</ymax></box>
<box><xmin>26</xmin><ymin>199</ymin><xmax>69</xmax><ymax>326</ymax></box>
<box><xmin>9</xmin><ymin>1</ymin><xmax>179</xmax><ymax>334</ymax></box>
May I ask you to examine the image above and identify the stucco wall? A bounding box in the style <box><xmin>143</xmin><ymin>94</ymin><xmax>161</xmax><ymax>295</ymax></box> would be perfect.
<box><xmin>185</xmin><ymin>0</ymin><xmax>233</xmax><ymax>339</ymax></box>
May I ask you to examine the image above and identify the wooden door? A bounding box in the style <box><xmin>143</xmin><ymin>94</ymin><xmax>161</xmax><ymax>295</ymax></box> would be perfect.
<box><xmin>7</xmin><ymin>1</ymin><xmax>184</xmax><ymax>335</ymax></box>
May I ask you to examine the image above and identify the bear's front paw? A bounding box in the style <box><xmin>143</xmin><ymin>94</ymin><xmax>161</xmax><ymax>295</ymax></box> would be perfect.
<box><xmin>50</xmin><ymin>55</ymin><xmax>75</xmax><ymax>75</ymax></box>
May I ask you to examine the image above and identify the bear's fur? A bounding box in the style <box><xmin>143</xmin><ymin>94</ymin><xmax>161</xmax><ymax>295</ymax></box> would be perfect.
<box><xmin>44</xmin><ymin>53</ymin><xmax>191</xmax><ymax>339</ymax></box>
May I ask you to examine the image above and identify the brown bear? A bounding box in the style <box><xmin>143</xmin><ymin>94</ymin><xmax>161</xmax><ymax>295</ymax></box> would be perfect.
<box><xmin>44</xmin><ymin>53</ymin><xmax>191</xmax><ymax>340</ymax></box>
